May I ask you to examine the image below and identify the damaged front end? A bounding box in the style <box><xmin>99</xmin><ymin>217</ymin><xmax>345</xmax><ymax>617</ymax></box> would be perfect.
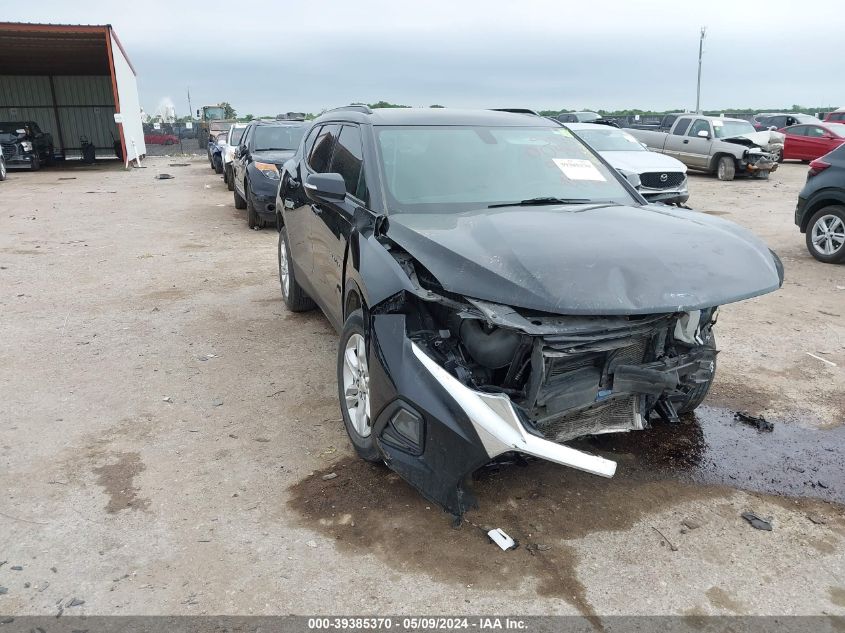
<box><xmin>365</xmin><ymin>247</ymin><xmax>718</xmax><ymax>518</ymax></box>
<box><xmin>724</xmin><ymin>133</ymin><xmax>783</xmax><ymax>174</ymax></box>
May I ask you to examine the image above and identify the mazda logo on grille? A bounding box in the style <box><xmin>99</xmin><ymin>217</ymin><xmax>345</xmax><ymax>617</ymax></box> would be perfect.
<box><xmin>659</xmin><ymin>173</ymin><xmax>668</xmax><ymax>182</ymax></box>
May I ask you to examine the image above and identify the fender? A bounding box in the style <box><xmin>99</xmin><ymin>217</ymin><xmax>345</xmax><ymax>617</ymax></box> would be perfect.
<box><xmin>801</xmin><ymin>187</ymin><xmax>845</xmax><ymax>231</ymax></box>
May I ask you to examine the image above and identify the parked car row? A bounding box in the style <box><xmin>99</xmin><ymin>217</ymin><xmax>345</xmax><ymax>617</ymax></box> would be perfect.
<box><xmin>204</xmin><ymin>106</ymin><xmax>791</xmax><ymax>518</ymax></box>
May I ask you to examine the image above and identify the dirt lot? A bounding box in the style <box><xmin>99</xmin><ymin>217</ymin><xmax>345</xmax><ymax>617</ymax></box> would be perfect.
<box><xmin>0</xmin><ymin>157</ymin><xmax>843</xmax><ymax>620</ymax></box>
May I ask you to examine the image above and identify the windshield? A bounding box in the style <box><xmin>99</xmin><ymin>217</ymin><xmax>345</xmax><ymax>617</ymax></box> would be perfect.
<box><xmin>575</xmin><ymin>128</ymin><xmax>645</xmax><ymax>151</ymax></box>
<box><xmin>713</xmin><ymin>120</ymin><xmax>756</xmax><ymax>138</ymax></box>
<box><xmin>253</xmin><ymin>125</ymin><xmax>306</xmax><ymax>151</ymax></box>
<box><xmin>576</xmin><ymin>112</ymin><xmax>601</xmax><ymax>122</ymax></box>
<box><xmin>375</xmin><ymin>126</ymin><xmax>635</xmax><ymax>213</ymax></box>
<box><xmin>229</xmin><ymin>126</ymin><xmax>246</xmax><ymax>145</ymax></box>
<box><xmin>826</xmin><ymin>123</ymin><xmax>845</xmax><ymax>138</ymax></box>
<box><xmin>0</xmin><ymin>122</ymin><xmax>27</xmax><ymax>134</ymax></box>
<box><xmin>203</xmin><ymin>107</ymin><xmax>226</xmax><ymax>120</ymax></box>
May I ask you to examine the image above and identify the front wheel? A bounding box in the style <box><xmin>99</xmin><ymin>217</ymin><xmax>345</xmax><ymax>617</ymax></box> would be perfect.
<box><xmin>716</xmin><ymin>156</ymin><xmax>735</xmax><ymax>181</ymax></box>
<box><xmin>233</xmin><ymin>183</ymin><xmax>247</xmax><ymax>209</ymax></box>
<box><xmin>806</xmin><ymin>206</ymin><xmax>845</xmax><ymax>264</ymax></box>
<box><xmin>337</xmin><ymin>309</ymin><xmax>381</xmax><ymax>462</ymax></box>
<box><xmin>246</xmin><ymin>184</ymin><xmax>263</xmax><ymax>229</ymax></box>
<box><xmin>225</xmin><ymin>165</ymin><xmax>234</xmax><ymax>191</ymax></box>
<box><xmin>676</xmin><ymin>331</ymin><xmax>717</xmax><ymax>415</ymax></box>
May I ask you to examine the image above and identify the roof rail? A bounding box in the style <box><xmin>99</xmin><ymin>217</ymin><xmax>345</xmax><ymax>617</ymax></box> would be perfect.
<box><xmin>328</xmin><ymin>104</ymin><xmax>373</xmax><ymax>115</ymax></box>
<box><xmin>490</xmin><ymin>108</ymin><xmax>541</xmax><ymax>116</ymax></box>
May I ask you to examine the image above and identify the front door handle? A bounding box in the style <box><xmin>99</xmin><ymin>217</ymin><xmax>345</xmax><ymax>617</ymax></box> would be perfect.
<box><xmin>311</xmin><ymin>204</ymin><xmax>322</xmax><ymax>215</ymax></box>
<box><xmin>682</xmin><ymin>139</ymin><xmax>689</xmax><ymax>144</ymax></box>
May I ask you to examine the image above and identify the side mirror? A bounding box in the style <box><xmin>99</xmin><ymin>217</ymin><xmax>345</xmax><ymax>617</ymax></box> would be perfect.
<box><xmin>304</xmin><ymin>172</ymin><xmax>347</xmax><ymax>201</ymax></box>
<box><xmin>697</xmin><ymin>130</ymin><xmax>710</xmax><ymax>139</ymax></box>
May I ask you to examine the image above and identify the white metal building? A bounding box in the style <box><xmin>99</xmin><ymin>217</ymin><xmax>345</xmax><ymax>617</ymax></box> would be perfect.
<box><xmin>0</xmin><ymin>22</ymin><xmax>145</xmax><ymax>162</ymax></box>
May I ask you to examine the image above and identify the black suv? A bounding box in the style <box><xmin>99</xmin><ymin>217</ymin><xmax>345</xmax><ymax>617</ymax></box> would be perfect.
<box><xmin>275</xmin><ymin>106</ymin><xmax>782</xmax><ymax>518</ymax></box>
<box><xmin>795</xmin><ymin>143</ymin><xmax>845</xmax><ymax>264</ymax></box>
<box><xmin>231</xmin><ymin>119</ymin><xmax>307</xmax><ymax>229</ymax></box>
<box><xmin>0</xmin><ymin>121</ymin><xmax>54</xmax><ymax>170</ymax></box>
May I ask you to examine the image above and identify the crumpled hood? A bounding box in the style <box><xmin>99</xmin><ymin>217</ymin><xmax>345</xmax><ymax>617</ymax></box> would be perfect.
<box><xmin>600</xmin><ymin>150</ymin><xmax>687</xmax><ymax>175</ymax></box>
<box><xmin>725</xmin><ymin>130</ymin><xmax>785</xmax><ymax>149</ymax></box>
<box><xmin>252</xmin><ymin>149</ymin><xmax>295</xmax><ymax>165</ymax></box>
<box><xmin>386</xmin><ymin>205</ymin><xmax>783</xmax><ymax>315</ymax></box>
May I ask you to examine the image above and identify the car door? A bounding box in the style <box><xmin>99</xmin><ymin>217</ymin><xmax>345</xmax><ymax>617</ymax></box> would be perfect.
<box><xmin>683</xmin><ymin>119</ymin><xmax>713</xmax><ymax>169</ymax></box>
<box><xmin>662</xmin><ymin>117</ymin><xmax>692</xmax><ymax>160</ymax></box>
<box><xmin>805</xmin><ymin>125</ymin><xmax>838</xmax><ymax>160</ymax></box>
<box><xmin>281</xmin><ymin>124</ymin><xmax>325</xmax><ymax>285</ymax></box>
<box><xmin>306</xmin><ymin>124</ymin><xmax>360</xmax><ymax>327</ymax></box>
<box><xmin>233</xmin><ymin>124</ymin><xmax>253</xmax><ymax>197</ymax></box>
<box><xmin>782</xmin><ymin>125</ymin><xmax>807</xmax><ymax>160</ymax></box>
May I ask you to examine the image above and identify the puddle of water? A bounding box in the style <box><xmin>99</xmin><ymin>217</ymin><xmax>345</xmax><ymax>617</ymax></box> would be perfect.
<box><xmin>288</xmin><ymin>406</ymin><xmax>844</xmax><ymax>624</ymax></box>
<box><xmin>584</xmin><ymin>406</ymin><xmax>845</xmax><ymax>504</ymax></box>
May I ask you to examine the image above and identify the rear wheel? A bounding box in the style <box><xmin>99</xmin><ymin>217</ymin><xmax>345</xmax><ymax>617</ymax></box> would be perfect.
<box><xmin>225</xmin><ymin>165</ymin><xmax>234</xmax><ymax>191</ymax></box>
<box><xmin>278</xmin><ymin>225</ymin><xmax>315</xmax><ymax>312</ymax></box>
<box><xmin>233</xmin><ymin>182</ymin><xmax>247</xmax><ymax>209</ymax></box>
<box><xmin>213</xmin><ymin>154</ymin><xmax>223</xmax><ymax>174</ymax></box>
<box><xmin>716</xmin><ymin>156</ymin><xmax>735</xmax><ymax>181</ymax></box>
<box><xmin>338</xmin><ymin>309</ymin><xmax>380</xmax><ymax>462</ymax></box>
<box><xmin>805</xmin><ymin>206</ymin><xmax>845</xmax><ymax>264</ymax></box>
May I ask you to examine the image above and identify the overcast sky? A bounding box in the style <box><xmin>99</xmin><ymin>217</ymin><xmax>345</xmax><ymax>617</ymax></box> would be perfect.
<box><xmin>5</xmin><ymin>0</ymin><xmax>843</xmax><ymax>117</ymax></box>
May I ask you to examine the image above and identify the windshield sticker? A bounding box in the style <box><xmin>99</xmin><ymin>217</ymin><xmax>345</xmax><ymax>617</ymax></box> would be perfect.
<box><xmin>553</xmin><ymin>158</ymin><xmax>606</xmax><ymax>181</ymax></box>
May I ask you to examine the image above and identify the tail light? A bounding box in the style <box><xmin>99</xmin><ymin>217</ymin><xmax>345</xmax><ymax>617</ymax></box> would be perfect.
<box><xmin>808</xmin><ymin>159</ymin><xmax>830</xmax><ymax>177</ymax></box>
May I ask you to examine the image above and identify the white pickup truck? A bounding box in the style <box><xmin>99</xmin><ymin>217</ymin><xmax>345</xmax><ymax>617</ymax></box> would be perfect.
<box><xmin>628</xmin><ymin>115</ymin><xmax>783</xmax><ymax>181</ymax></box>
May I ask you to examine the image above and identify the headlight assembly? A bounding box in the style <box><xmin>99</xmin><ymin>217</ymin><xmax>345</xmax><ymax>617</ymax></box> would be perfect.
<box><xmin>254</xmin><ymin>161</ymin><xmax>279</xmax><ymax>179</ymax></box>
<box><xmin>21</xmin><ymin>141</ymin><xmax>33</xmax><ymax>152</ymax></box>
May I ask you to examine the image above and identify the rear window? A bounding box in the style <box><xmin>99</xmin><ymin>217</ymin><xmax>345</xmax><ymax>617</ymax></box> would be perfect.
<box><xmin>826</xmin><ymin>123</ymin><xmax>845</xmax><ymax>138</ymax></box>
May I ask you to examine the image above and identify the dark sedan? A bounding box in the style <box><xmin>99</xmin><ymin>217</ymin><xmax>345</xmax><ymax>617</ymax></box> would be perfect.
<box><xmin>275</xmin><ymin>106</ymin><xmax>783</xmax><ymax>519</ymax></box>
<box><xmin>232</xmin><ymin>120</ymin><xmax>307</xmax><ymax>229</ymax></box>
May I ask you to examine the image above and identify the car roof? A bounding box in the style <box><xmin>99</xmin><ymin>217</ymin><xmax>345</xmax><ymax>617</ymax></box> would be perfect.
<box><xmin>677</xmin><ymin>114</ymin><xmax>748</xmax><ymax>123</ymax></box>
<box><xmin>315</xmin><ymin>107</ymin><xmax>555</xmax><ymax>127</ymax></box>
<box><xmin>565</xmin><ymin>122</ymin><xmax>625</xmax><ymax>131</ymax></box>
<box><xmin>250</xmin><ymin>119</ymin><xmax>307</xmax><ymax>126</ymax></box>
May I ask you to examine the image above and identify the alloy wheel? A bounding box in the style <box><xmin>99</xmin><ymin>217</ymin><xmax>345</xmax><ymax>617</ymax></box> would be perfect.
<box><xmin>342</xmin><ymin>333</ymin><xmax>371</xmax><ymax>438</ymax></box>
<box><xmin>811</xmin><ymin>214</ymin><xmax>845</xmax><ymax>256</ymax></box>
<box><xmin>278</xmin><ymin>237</ymin><xmax>290</xmax><ymax>297</ymax></box>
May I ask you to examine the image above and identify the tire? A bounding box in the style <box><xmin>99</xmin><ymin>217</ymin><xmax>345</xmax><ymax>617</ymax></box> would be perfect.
<box><xmin>715</xmin><ymin>156</ymin><xmax>735</xmax><ymax>181</ymax></box>
<box><xmin>213</xmin><ymin>154</ymin><xmax>223</xmax><ymax>174</ymax></box>
<box><xmin>30</xmin><ymin>154</ymin><xmax>41</xmax><ymax>171</ymax></box>
<box><xmin>775</xmin><ymin>148</ymin><xmax>784</xmax><ymax>163</ymax></box>
<box><xmin>337</xmin><ymin>309</ymin><xmax>381</xmax><ymax>462</ymax></box>
<box><xmin>225</xmin><ymin>165</ymin><xmax>234</xmax><ymax>191</ymax></box>
<box><xmin>0</xmin><ymin>158</ymin><xmax>6</xmax><ymax>181</ymax></box>
<box><xmin>278</xmin><ymin>225</ymin><xmax>315</xmax><ymax>312</ymax></box>
<box><xmin>805</xmin><ymin>206</ymin><xmax>845</xmax><ymax>264</ymax></box>
<box><xmin>44</xmin><ymin>146</ymin><xmax>55</xmax><ymax>166</ymax></box>
<box><xmin>676</xmin><ymin>331</ymin><xmax>717</xmax><ymax>415</ymax></box>
<box><xmin>246</xmin><ymin>184</ymin><xmax>263</xmax><ymax>229</ymax></box>
<box><xmin>233</xmin><ymin>183</ymin><xmax>247</xmax><ymax>209</ymax></box>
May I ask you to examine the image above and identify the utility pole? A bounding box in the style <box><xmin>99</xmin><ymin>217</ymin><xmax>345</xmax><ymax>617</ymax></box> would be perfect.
<box><xmin>187</xmin><ymin>86</ymin><xmax>193</xmax><ymax>120</ymax></box>
<box><xmin>695</xmin><ymin>27</ymin><xmax>706</xmax><ymax>114</ymax></box>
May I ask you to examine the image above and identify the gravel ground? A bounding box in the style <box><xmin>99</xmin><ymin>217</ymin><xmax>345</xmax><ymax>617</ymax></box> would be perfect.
<box><xmin>0</xmin><ymin>158</ymin><xmax>843</xmax><ymax>620</ymax></box>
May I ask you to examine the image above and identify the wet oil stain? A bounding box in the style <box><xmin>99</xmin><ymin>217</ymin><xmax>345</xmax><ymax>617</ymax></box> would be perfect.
<box><xmin>831</xmin><ymin>587</ymin><xmax>845</xmax><ymax>608</ymax></box>
<box><xmin>93</xmin><ymin>451</ymin><xmax>150</xmax><ymax>513</ymax></box>
<box><xmin>288</xmin><ymin>406</ymin><xmax>845</xmax><ymax>625</ymax></box>
<box><xmin>585</xmin><ymin>406</ymin><xmax>845</xmax><ymax>504</ymax></box>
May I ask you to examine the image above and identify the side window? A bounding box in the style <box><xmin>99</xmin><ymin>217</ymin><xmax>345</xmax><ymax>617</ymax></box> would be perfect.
<box><xmin>672</xmin><ymin>118</ymin><xmax>691</xmax><ymax>135</ymax></box>
<box><xmin>688</xmin><ymin>119</ymin><xmax>710</xmax><ymax>137</ymax></box>
<box><xmin>788</xmin><ymin>125</ymin><xmax>808</xmax><ymax>137</ymax></box>
<box><xmin>330</xmin><ymin>125</ymin><xmax>368</xmax><ymax>202</ymax></box>
<box><xmin>806</xmin><ymin>126</ymin><xmax>826</xmax><ymax>138</ymax></box>
<box><xmin>240</xmin><ymin>124</ymin><xmax>253</xmax><ymax>149</ymax></box>
<box><xmin>300</xmin><ymin>125</ymin><xmax>321</xmax><ymax>158</ymax></box>
<box><xmin>772</xmin><ymin>116</ymin><xmax>786</xmax><ymax>128</ymax></box>
<box><xmin>308</xmin><ymin>124</ymin><xmax>340</xmax><ymax>173</ymax></box>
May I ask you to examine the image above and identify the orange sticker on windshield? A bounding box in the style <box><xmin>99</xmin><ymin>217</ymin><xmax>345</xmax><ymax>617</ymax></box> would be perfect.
<box><xmin>552</xmin><ymin>158</ymin><xmax>606</xmax><ymax>181</ymax></box>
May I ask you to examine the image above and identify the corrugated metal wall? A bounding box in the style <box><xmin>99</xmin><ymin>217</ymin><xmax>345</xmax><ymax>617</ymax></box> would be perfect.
<box><xmin>0</xmin><ymin>75</ymin><xmax>119</xmax><ymax>157</ymax></box>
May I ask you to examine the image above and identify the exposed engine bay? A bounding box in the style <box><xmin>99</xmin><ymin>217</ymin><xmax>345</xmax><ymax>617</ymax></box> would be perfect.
<box><xmin>381</xmin><ymin>246</ymin><xmax>717</xmax><ymax>448</ymax></box>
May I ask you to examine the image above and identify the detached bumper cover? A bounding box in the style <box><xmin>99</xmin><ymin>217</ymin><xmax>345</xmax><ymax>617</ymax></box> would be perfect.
<box><xmin>368</xmin><ymin>313</ymin><xmax>615</xmax><ymax>517</ymax></box>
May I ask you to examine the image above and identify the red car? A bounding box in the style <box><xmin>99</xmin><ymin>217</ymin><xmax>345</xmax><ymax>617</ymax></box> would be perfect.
<box><xmin>144</xmin><ymin>132</ymin><xmax>179</xmax><ymax>145</ymax></box>
<box><xmin>824</xmin><ymin>108</ymin><xmax>845</xmax><ymax>123</ymax></box>
<box><xmin>779</xmin><ymin>122</ymin><xmax>845</xmax><ymax>161</ymax></box>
